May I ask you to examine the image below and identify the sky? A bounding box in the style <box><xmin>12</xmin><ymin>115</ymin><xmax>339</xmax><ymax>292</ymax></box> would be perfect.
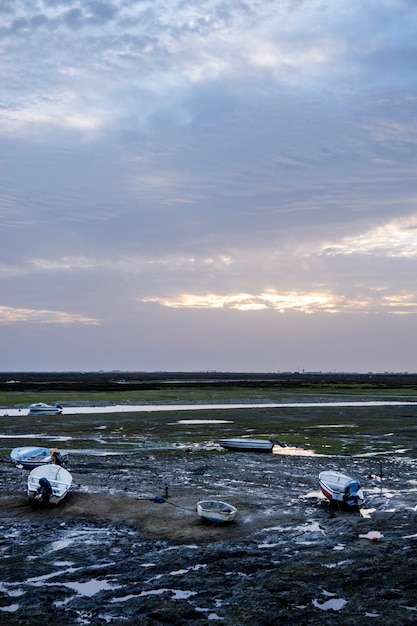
<box><xmin>1</xmin><ymin>0</ymin><xmax>417</xmax><ymax>373</ymax></box>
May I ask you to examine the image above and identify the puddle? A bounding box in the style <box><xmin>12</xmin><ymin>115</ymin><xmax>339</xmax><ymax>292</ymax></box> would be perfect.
<box><xmin>0</xmin><ymin>604</ymin><xmax>19</xmax><ymax>613</ymax></box>
<box><xmin>174</xmin><ymin>420</ymin><xmax>233</xmax><ymax>425</ymax></box>
<box><xmin>312</xmin><ymin>597</ymin><xmax>347</xmax><ymax>611</ymax></box>
<box><xmin>305</xmin><ymin>490</ymin><xmax>325</xmax><ymax>499</ymax></box>
<box><xmin>323</xmin><ymin>560</ymin><xmax>350</xmax><ymax>568</ymax></box>
<box><xmin>63</xmin><ymin>579</ymin><xmax>118</xmax><ymax>597</ymax></box>
<box><xmin>295</xmin><ymin>521</ymin><xmax>325</xmax><ymax>534</ymax></box>
<box><xmin>272</xmin><ymin>446</ymin><xmax>324</xmax><ymax>457</ymax></box>
<box><xmin>111</xmin><ymin>588</ymin><xmax>197</xmax><ymax>602</ymax></box>
<box><xmin>308</xmin><ymin>424</ymin><xmax>357</xmax><ymax>428</ymax></box>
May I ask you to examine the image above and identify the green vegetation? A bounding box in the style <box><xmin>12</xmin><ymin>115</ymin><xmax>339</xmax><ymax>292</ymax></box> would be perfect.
<box><xmin>2</xmin><ymin>382</ymin><xmax>417</xmax><ymax>408</ymax></box>
<box><xmin>1</xmin><ymin>394</ymin><xmax>416</xmax><ymax>458</ymax></box>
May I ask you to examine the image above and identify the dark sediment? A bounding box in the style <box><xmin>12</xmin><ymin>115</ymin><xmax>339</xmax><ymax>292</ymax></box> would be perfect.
<box><xmin>1</xmin><ymin>447</ymin><xmax>417</xmax><ymax>625</ymax></box>
<box><xmin>1</xmin><ymin>372</ymin><xmax>417</xmax><ymax>624</ymax></box>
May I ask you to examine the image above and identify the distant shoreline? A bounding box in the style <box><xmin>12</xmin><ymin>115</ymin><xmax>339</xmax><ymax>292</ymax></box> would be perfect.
<box><xmin>2</xmin><ymin>370</ymin><xmax>417</xmax><ymax>393</ymax></box>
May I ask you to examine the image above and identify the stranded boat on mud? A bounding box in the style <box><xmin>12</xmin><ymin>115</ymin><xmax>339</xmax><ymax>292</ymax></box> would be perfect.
<box><xmin>217</xmin><ymin>434</ymin><xmax>284</xmax><ymax>453</ymax></box>
<box><xmin>10</xmin><ymin>446</ymin><xmax>68</xmax><ymax>469</ymax></box>
<box><xmin>28</xmin><ymin>402</ymin><xmax>63</xmax><ymax>415</ymax></box>
<box><xmin>197</xmin><ymin>500</ymin><xmax>237</xmax><ymax>523</ymax></box>
<box><xmin>319</xmin><ymin>470</ymin><xmax>365</xmax><ymax>508</ymax></box>
<box><xmin>27</xmin><ymin>464</ymin><xmax>72</xmax><ymax>505</ymax></box>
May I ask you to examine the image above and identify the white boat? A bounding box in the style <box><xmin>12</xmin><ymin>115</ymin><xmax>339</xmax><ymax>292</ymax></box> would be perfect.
<box><xmin>197</xmin><ymin>500</ymin><xmax>237</xmax><ymax>523</ymax></box>
<box><xmin>10</xmin><ymin>446</ymin><xmax>68</xmax><ymax>469</ymax></box>
<box><xmin>217</xmin><ymin>435</ymin><xmax>282</xmax><ymax>453</ymax></box>
<box><xmin>27</xmin><ymin>464</ymin><xmax>72</xmax><ymax>505</ymax></box>
<box><xmin>319</xmin><ymin>470</ymin><xmax>365</xmax><ymax>508</ymax></box>
<box><xmin>28</xmin><ymin>402</ymin><xmax>63</xmax><ymax>415</ymax></box>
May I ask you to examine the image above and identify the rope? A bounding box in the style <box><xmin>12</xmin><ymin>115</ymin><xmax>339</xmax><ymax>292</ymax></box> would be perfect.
<box><xmin>135</xmin><ymin>493</ymin><xmax>196</xmax><ymax>512</ymax></box>
<box><xmin>163</xmin><ymin>498</ymin><xmax>196</xmax><ymax>512</ymax></box>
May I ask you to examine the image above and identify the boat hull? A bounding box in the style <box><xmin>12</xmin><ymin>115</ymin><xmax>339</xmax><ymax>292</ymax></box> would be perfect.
<box><xmin>217</xmin><ymin>438</ymin><xmax>274</xmax><ymax>453</ymax></box>
<box><xmin>319</xmin><ymin>470</ymin><xmax>364</xmax><ymax>508</ymax></box>
<box><xmin>11</xmin><ymin>446</ymin><xmax>52</xmax><ymax>469</ymax></box>
<box><xmin>29</xmin><ymin>403</ymin><xmax>63</xmax><ymax>415</ymax></box>
<box><xmin>197</xmin><ymin>500</ymin><xmax>237</xmax><ymax>523</ymax></box>
<box><xmin>11</xmin><ymin>446</ymin><xmax>68</xmax><ymax>469</ymax></box>
<box><xmin>27</xmin><ymin>465</ymin><xmax>72</xmax><ymax>505</ymax></box>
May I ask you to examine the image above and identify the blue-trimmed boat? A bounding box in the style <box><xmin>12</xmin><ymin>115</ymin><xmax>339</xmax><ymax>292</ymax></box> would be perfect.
<box><xmin>319</xmin><ymin>470</ymin><xmax>364</xmax><ymax>508</ymax></box>
<box><xmin>28</xmin><ymin>402</ymin><xmax>63</xmax><ymax>414</ymax></box>
<box><xmin>10</xmin><ymin>446</ymin><xmax>68</xmax><ymax>469</ymax></box>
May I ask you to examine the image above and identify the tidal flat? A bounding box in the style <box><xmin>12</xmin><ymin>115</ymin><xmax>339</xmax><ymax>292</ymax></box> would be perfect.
<box><xmin>1</xmin><ymin>373</ymin><xmax>417</xmax><ymax>624</ymax></box>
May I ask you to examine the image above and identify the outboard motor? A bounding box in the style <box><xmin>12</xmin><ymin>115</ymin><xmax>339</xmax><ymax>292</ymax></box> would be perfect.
<box><xmin>343</xmin><ymin>480</ymin><xmax>363</xmax><ymax>507</ymax></box>
<box><xmin>36</xmin><ymin>477</ymin><xmax>53</xmax><ymax>504</ymax></box>
<box><xmin>50</xmin><ymin>448</ymin><xmax>66</xmax><ymax>466</ymax></box>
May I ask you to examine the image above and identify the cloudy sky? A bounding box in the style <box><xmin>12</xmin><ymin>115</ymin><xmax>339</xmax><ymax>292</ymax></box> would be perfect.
<box><xmin>1</xmin><ymin>0</ymin><xmax>417</xmax><ymax>373</ymax></box>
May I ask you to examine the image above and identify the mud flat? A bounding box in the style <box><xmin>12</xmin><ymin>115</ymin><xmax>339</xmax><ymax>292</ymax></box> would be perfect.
<box><xmin>1</xmin><ymin>444</ymin><xmax>417</xmax><ymax>623</ymax></box>
<box><xmin>1</xmin><ymin>380</ymin><xmax>417</xmax><ymax>624</ymax></box>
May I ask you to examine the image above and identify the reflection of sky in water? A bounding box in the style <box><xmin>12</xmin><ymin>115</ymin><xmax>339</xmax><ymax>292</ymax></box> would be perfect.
<box><xmin>0</xmin><ymin>604</ymin><xmax>19</xmax><ymax>613</ymax></box>
<box><xmin>2</xmin><ymin>399</ymin><xmax>417</xmax><ymax>417</ymax></box>
<box><xmin>63</xmin><ymin>579</ymin><xmax>118</xmax><ymax>597</ymax></box>
<box><xmin>306</xmin><ymin>424</ymin><xmax>356</xmax><ymax>428</ymax></box>
<box><xmin>110</xmin><ymin>588</ymin><xmax>198</xmax><ymax>602</ymax></box>
<box><xmin>272</xmin><ymin>446</ymin><xmax>324</xmax><ymax>457</ymax></box>
<box><xmin>174</xmin><ymin>419</ymin><xmax>233</xmax><ymax>424</ymax></box>
<box><xmin>312</xmin><ymin>597</ymin><xmax>347</xmax><ymax>611</ymax></box>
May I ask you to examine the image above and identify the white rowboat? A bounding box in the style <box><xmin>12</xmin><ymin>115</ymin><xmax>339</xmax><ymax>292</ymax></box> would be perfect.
<box><xmin>197</xmin><ymin>500</ymin><xmax>237</xmax><ymax>523</ymax></box>
<box><xmin>217</xmin><ymin>437</ymin><xmax>278</xmax><ymax>453</ymax></box>
<box><xmin>27</xmin><ymin>464</ymin><xmax>72</xmax><ymax>505</ymax></box>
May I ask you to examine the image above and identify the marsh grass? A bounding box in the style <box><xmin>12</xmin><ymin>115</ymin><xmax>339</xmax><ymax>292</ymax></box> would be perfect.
<box><xmin>2</xmin><ymin>380</ymin><xmax>417</xmax><ymax>408</ymax></box>
<box><xmin>1</xmin><ymin>388</ymin><xmax>416</xmax><ymax>457</ymax></box>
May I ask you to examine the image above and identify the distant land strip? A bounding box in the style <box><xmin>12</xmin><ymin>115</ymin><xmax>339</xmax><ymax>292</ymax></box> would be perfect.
<box><xmin>1</xmin><ymin>371</ymin><xmax>417</xmax><ymax>393</ymax></box>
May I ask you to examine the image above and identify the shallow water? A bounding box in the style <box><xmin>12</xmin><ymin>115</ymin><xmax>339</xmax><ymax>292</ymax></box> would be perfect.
<box><xmin>2</xmin><ymin>399</ymin><xmax>417</xmax><ymax>417</ymax></box>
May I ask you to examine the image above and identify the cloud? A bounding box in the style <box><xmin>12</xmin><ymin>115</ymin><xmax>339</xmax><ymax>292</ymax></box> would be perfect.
<box><xmin>318</xmin><ymin>215</ymin><xmax>417</xmax><ymax>258</ymax></box>
<box><xmin>3</xmin><ymin>0</ymin><xmax>413</xmax><ymax>141</ymax></box>
<box><xmin>0</xmin><ymin>305</ymin><xmax>99</xmax><ymax>325</ymax></box>
<box><xmin>141</xmin><ymin>289</ymin><xmax>417</xmax><ymax>315</ymax></box>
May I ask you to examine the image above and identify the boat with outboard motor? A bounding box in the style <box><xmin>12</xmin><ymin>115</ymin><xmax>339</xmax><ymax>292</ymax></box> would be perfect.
<box><xmin>28</xmin><ymin>402</ymin><xmax>63</xmax><ymax>415</ymax></box>
<box><xmin>10</xmin><ymin>446</ymin><xmax>68</xmax><ymax>469</ymax></box>
<box><xmin>319</xmin><ymin>470</ymin><xmax>365</xmax><ymax>508</ymax></box>
<box><xmin>27</xmin><ymin>464</ymin><xmax>72</xmax><ymax>505</ymax></box>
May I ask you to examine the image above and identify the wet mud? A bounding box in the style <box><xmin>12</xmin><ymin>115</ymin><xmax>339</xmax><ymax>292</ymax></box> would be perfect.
<box><xmin>1</xmin><ymin>446</ymin><xmax>417</xmax><ymax>625</ymax></box>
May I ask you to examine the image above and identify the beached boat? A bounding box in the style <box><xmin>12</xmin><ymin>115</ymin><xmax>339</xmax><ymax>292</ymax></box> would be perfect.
<box><xmin>197</xmin><ymin>500</ymin><xmax>237</xmax><ymax>523</ymax></box>
<box><xmin>28</xmin><ymin>402</ymin><xmax>63</xmax><ymax>415</ymax></box>
<box><xmin>27</xmin><ymin>464</ymin><xmax>72</xmax><ymax>505</ymax></box>
<box><xmin>217</xmin><ymin>435</ymin><xmax>282</xmax><ymax>453</ymax></box>
<box><xmin>319</xmin><ymin>470</ymin><xmax>365</xmax><ymax>508</ymax></box>
<box><xmin>10</xmin><ymin>446</ymin><xmax>68</xmax><ymax>469</ymax></box>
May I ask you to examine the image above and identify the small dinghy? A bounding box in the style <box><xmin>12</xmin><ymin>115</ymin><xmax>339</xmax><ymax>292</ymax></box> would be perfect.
<box><xmin>10</xmin><ymin>446</ymin><xmax>68</xmax><ymax>469</ymax></box>
<box><xmin>197</xmin><ymin>500</ymin><xmax>237</xmax><ymax>523</ymax></box>
<box><xmin>319</xmin><ymin>470</ymin><xmax>365</xmax><ymax>509</ymax></box>
<box><xmin>28</xmin><ymin>402</ymin><xmax>63</xmax><ymax>415</ymax></box>
<box><xmin>217</xmin><ymin>434</ymin><xmax>283</xmax><ymax>453</ymax></box>
<box><xmin>27</xmin><ymin>464</ymin><xmax>72</xmax><ymax>505</ymax></box>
